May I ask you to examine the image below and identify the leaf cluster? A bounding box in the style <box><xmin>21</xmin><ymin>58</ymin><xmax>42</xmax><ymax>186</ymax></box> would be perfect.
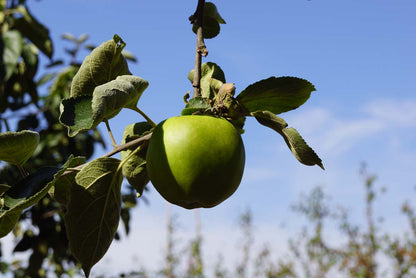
<box><xmin>185</xmin><ymin>62</ymin><xmax>323</xmax><ymax>169</ymax></box>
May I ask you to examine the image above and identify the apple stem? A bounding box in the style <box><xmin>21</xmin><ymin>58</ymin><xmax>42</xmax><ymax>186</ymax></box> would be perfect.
<box><xmin>190</xmin><ymin>0</ymin><xmax>208</xmax><ymax>98</ymax></box>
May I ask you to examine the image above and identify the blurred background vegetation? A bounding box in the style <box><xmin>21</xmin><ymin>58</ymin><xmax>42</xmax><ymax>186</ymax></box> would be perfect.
<box><xmin>1</xmin><ymin>1</ymin><xmax>415</xmax><ymax>277</ymax></box>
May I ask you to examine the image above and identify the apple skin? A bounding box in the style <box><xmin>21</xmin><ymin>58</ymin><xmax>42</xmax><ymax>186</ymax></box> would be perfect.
<box><xmin>146</xmin><ymin>115</ymin><xmax>245</xmax><ymax>209</ymax></box>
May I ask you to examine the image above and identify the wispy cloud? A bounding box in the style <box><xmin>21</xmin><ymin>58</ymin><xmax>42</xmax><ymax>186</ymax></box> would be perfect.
<box><xmin>288</xmin><ymin>98</ymin><xmax>416</xmax><ymax>157</ymax></box>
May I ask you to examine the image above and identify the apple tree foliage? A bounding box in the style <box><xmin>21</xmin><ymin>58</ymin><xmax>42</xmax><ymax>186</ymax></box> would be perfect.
<box><xmin>0</xmin><ymin>0</ymin><xmax>323</xmax><ymax>276</ymax></box>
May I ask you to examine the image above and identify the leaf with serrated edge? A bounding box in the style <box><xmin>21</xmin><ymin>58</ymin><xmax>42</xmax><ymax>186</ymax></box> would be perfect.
<box><xmin>0</xmin><ymin>157</ymin><xmax>78</xmax><ymax>238</ymax></box>
<box><xmin>253</xmin><ymin>111</ymin><xmax>324</xmax><ymax>169</ymax></box>
<box><xmin>282</xmin><ymin>128</ymin><xmax>324</xmax><ymax>169</ymax></box>
<box><xmin>65</xmin><ymin>157</ymin><xmax>123</xmax><ymax>277</ymax></box>
<box><xmin>237</xmin><ymin>77</ymin><xmax>316</xmax><ymax>115</ymax></box>
<box><xmin>188</xmin><ymin>62</ymin><xmax>225</xmax><ymax>99</ymax></box>
<box><xmin>70</xmin><ymin>34</ymin><xmax>131</xmax><ymax>98</ymax></box>
<box><xmin>0</xmin><ymin>130</ymin><xmax>39</xmax><ymax>166</ymax></box>
<box><xmin>121</xmin><ymin>122</ymin><xmax>153</xmax><ymax>196</ymax></box>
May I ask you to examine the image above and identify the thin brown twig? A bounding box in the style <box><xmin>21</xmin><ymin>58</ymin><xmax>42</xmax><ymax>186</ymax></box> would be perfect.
<box><xmin>62</xmin><ymin>132</ymin><xmax>152</xmax><ymax>175</ymax></box>
<box><xmin>191</xmin><ymin>0</ymin><xmax>208</xmax><ymax>98</ymax></box>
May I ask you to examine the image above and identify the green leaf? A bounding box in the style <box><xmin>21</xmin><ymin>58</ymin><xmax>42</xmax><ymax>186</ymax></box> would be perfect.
<box><xmin>49</xmin><ymin>156</ymin><xmax>87</xmax><ymax>205</ymax></box>
<box><xmin>0</xmin><ymin>184</ymin><xmax>10</xmax><ymax>196</ymax></box>
<box><xmin>188</xmin><ymin>62</ymin><xmax>225</xmax><ymax>99</ymax></box>
<box><xmin>282</xmin><ymin>128</ymin><xmax>324</xmax><ymax>169</ymax></box>
<box><xmin>0</xmin><ymin>30</ymin><xmax>23</xmax><ymax>82</ymax></box>
<box><xmin>14</xmin><ymin>5</ymin><xmax>53</xmax><ymax>58</ymax></box>
<box><xmin>21</xmin><ymin>42</ymin><xmax>39</xmax><ymax>79</ymax></box>
<box><xmin>181</xmin><ymin>97</ymin><xmax>212</xmax><ymax>115</ymax></box>
<box><xmin>60</xmin><ymin>75</ymin><xmax>149</xmax><ymax>137</ymax></box>
<box><xmin>236</xmin><ymin>77</ymin><xmax>316</xmax><ymax>114</ymax></box>
<box><xmin>65</xmin><ymin>157</ymin><xmax>123</xmax><ymax>277</ymax></box>
<box><xmin>192</xmin><ymin>2</ymin><xmax>226</xmax><ymax>39</ymax></box>
<box><xmin>204</xmin><ymin>2</ymin><xmax>226</xmax><ymax>24</ymax></box>
<box><xmin>0</xmin><ymin>130</ymin><xmax>39</xmax><ymax>166</ymax></box>
<box><xmin>70</xmin><ymin>34</ymin><xmax>131</xmax><ymax>98</ymax></box>
<box><xmin>0</xmin><ymin>165</ymin><xmax>72</xmax><ymax>238</ymax></box>
<box><xmin>192</xmin><ymin>16</ymin><xmax>220</xmax><ymax>39</ymax></box>
<box><xmin>121</xmin><ymin>122</ymin><xmax>153</xmax><ymax>196</ymax></box>
<box><xmin>253</xmin><ymin>111</ymin><xmax>324</xmax><ymax>169</ymax></box>
<box><xmin>59</xmin><ymin>96</ymin><xmax>94</xmax><ymax>137</ymax></box>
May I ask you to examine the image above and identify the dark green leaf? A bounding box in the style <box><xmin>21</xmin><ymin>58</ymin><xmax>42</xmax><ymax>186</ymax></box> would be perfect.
<box><xmin>49</xmin><ymin>156</ymin><xmax>87</xmax><ymax>205</ymax></box>
<box><xmin>59</xmin><ymin>96</ymin><xmax>94</xmax><ymax>137</ymax></box>
<box><xmin>192</xmin><ymin>2</ymin><xmax>226</xmax><ymax>39</ymax></box>
<box><xmin>14</xmin><ymin>5</ymin><xmax>53</xmax><ymax>58</ymax></box>
<box><xmin>65</xmin><ymin>157</ymin><xmax>123</xmax><ymax>277</ymax></box>
<box><xmin>121</xmin><ymin>122</ymin><xmax>153</xmax><ymax>196</ymax></box>
<box><xmin>0</xmin><ymin>130</ymin><xmax>39</xmax><ymax>166</ymax></box>
<box><xmin>70</xmin><ymin>34</ymin><xmax>131</xmax><ymax>98</ymax></box>
<box><xmin>0</xmin><ymin>184</ymin><xmax>10</xmax><ymax>196</ymax></box>
<box><xmin>192</xmin><ymin>16</ymin><xmax>220</xmax><ymax>39</ymax></box>
<box><xmin>253</xmin><ymin>111</ymin><xmax>324</xmax><ymax>169</ymax></box>
<box><xmin>188</xmin><ymin>62</ymin><xmax>225</xmax><ymax>99</ymax></box>
<box><xmin>282</xmin><ymin>128</ymin><xmax>324</xmax><ymax>169</ymax></box>
<box><xmin>181</xmin><ymin>97</ymin><xmax>211</xmax><ymax>115</ymax></box>
<box><xmin>204</xmin><ymin>2</ymin><xmax>226</xmax><ymax>24</ymax></box>
<box><xmin>60</xmin><ymin>75</ymin><xmax>149</xmax><ymax>137</ymax></box>
<box><xmin>0</xmin><ymin>163</ymin><xmax>73</xmax><ymax>238</ymax></box>
<box><xmin>0</xmin><ymin>30</ymin><xmax>23</xmax><ymax>82</ymax></box>
<box><xmin>236</xmin><ymin>77</ymin><xmax>316</xmax><ymax>114</ymax></box>
<box><xmin>21</xmin><ymin>42</ymin><xmax>39</xmax><ymax>78</ymax></box>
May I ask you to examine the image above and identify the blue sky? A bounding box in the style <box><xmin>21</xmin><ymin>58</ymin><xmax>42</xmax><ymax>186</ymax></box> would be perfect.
<box><xmin>3</xmin><ymin>0</ymin><xmax>416</xmax><ymax>276</ymax></box>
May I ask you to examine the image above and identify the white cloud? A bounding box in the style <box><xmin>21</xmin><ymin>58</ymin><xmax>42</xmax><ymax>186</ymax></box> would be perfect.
<box><xmin>288</xmin><ymin>98</ymin><xmax>416</xmax><ymax>157</ymax></box>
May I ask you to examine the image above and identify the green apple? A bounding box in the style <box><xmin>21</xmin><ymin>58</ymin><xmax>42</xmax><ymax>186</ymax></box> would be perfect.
<box><xmin>146</xmin><ymin>115</ymin><xmax>245</xmax><ymax>209</ymax></box>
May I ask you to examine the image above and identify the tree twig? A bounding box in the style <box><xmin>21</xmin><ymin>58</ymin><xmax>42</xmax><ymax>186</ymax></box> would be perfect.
<box><xmin>190</xmin><ymin>0</ymin><xmax>208</xmax><ymax>98</ymax></box>
<box><xmin>62</xmin><ymin>132</ymin><xmax>152</xmax><ymax>175</ymax></box>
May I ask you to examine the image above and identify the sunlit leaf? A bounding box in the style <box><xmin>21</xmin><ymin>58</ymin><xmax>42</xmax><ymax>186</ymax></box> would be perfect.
<box><xmin>121</xmin><ymin>122</ymin><xmax>153</xmax><ymax>196</ymax></box>
<box><xmin>14</xmin><ymin>5</ymin><xmax>53</xmax><ymax>58</ymax></box>
<box><xmin>181</xmin><ymin>97</ymin><xmax>211</xmax><ymax>115</ymax></box>
<box><xmin>237</xmin><ymin>77</ymin><xmax>316</xmax><ymax>114</ymax></box>
<box><xmin>188</xmin><ymin>62</ymin><xmax>225</xmax><ymax>99</ymax></box>
<box><xmin>70</xmin><ymin>34</ymin><xmax>131</xmax><ymax>98</ymax></box>
<box><xmin>65</xmin><ymin>157</ymin><xmax>123</xmax><ymax>277</ymax></box>
<box><xmin>253</xmin><ymin>111</ymin><xmax>323</xmax><ymax>169</ymax></box>
<box><xmin>60</xmin><ymin>75</ymin><xmax>149</xmax><ymax>136</ymax></box>
<box><xmin>0</xmin><ymin>130</ymin><xmax>39</xmax><ymax>166</ymax></box>
<box><xmin>0</xmin><ymin>30</ymin><xmax>23</xmax><ymax>82</ymax></box>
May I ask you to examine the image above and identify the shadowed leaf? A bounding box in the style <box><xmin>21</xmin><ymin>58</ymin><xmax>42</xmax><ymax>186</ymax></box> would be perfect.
<box><xmin>14</xmin><ymin>5</ymin><xmax>53</xmax><ymax>58</ymax></box>
<box><xmin>121</xmin><ymin>122</ymin><xmax>153</xmax><ymax>196</ymax></box>
<box><xmin>0</xmin><ymin>158</ymin><xmax>78</xmax><ymax>238</ymax></box>
<box><xmin>60</xmin><ymin>75</ymin><xmax>148</xmax><ymax>136</ymax></box>
<box><xmin>65</xmin><ymin>157</ymin><xmax>123</xmax><ymax>277</ymax></box>
<box><xmin>0</xmin><ymin>30</ymin><xmax>23</xmax><ymax>82</ymax></box>
<box><xmin>0</xmin><ymin>130</ymin><xmax>39</xmax><ymax>166</ymax></box>
<box><xmin>253</xmin><ymin>111</ymin><xmax>323</xmax><ymax>169</ymax></box>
